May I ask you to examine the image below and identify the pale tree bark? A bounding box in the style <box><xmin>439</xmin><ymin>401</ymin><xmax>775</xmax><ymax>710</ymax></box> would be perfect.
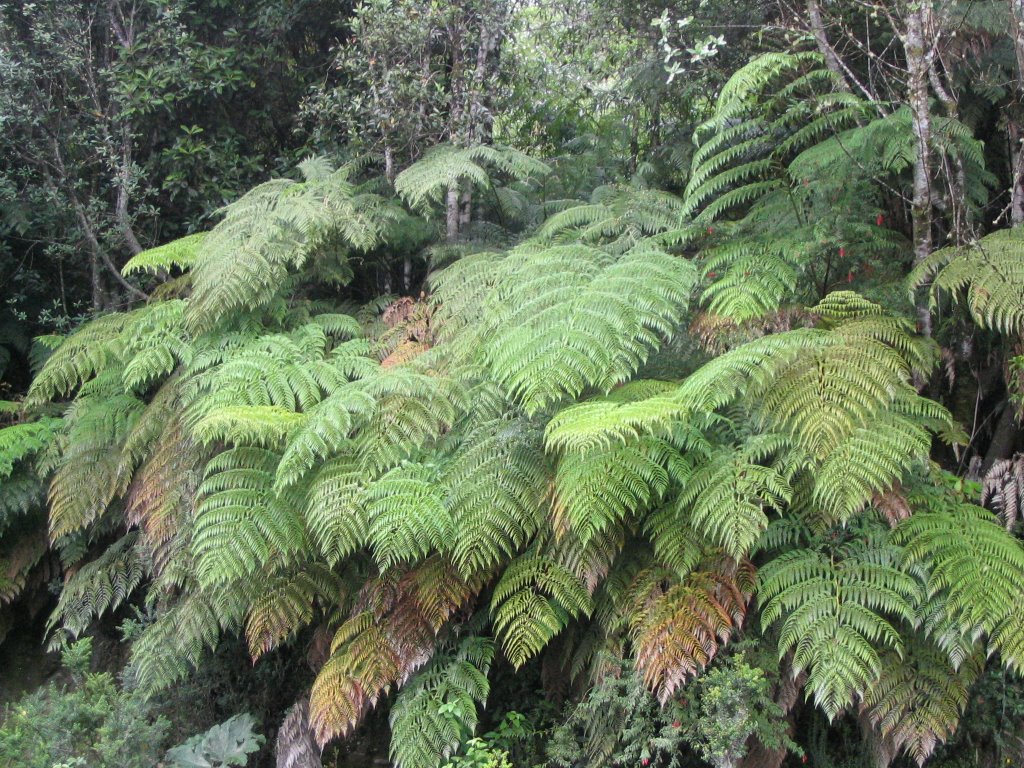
<box><xmin>807</xmin><ymin>0</ymin><xmax>850</xmax><ymax>90</ymax></box>
<box><xmin>446</xmin><ymin>185</ymin><xmax>461</xmax><ymax>242</ymax></box>
<box><xmin>1009</xmin><ymin>0</ymin><xmax>1024</xmax><ymax>224</ymax></box>
<box><xmin>444</xmin><ymin>2</ymin><xmax>507</xmax><ymax>242</ymax></box>
<box><xmin>806</xmin><ymin>0</ymin><xmax>879</xmax><ymax>101</ymax></box>
<box><xmin>904</xmin><ymin>0</ymin><xmax>936</xmax><ymax>336</ymax></box>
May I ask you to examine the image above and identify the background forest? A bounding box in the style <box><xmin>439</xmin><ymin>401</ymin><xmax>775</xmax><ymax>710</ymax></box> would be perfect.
<box><xmin>2</xmin><ymin>1</ymin><xmax>1024</xmax><ymax>767</ymax></box>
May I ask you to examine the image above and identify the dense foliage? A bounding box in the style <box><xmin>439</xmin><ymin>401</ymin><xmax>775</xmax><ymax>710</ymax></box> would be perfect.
<box><xmin>3</xmin><ymin>1</ymin><xmax>1024</xmax><ymax>767</ymax></box>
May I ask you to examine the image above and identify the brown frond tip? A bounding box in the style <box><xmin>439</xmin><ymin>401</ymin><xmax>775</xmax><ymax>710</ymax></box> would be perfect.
<box><xmin>276</xmin><ymin>697</ymin><xmax>323</xmax><ymax>768</ymax></box>
<box><xmin>0</xmin><ymin>529</ymin><xmax>48</xmax><ymax>604</ymax></box>
<box><xmin>308</xmin><ymin>558</ymin><xmax>479</xmax><ymax>746</ymax></box>
<box><xmin>629</xmin><ymin>563</ymin><xmax>750</xmax><ymax>704</ymax></box>
<box><xmin>873</xmin><ymin>486</ymin><xmax>912</xmax><ymax>528</ymax></box>
<box><xmin>689</xmin><ymin>307</ymin><xmax>814</xmax><ymax>355</ymax></box>
<box><xmin>377</xmin><ymin>297</ymin><xmax>435</xmax><ymax>366</ymax></box>
<box><xmin>983</xmin><ymin>454</ymin><xmax>1024</xmax><ymax>530</ymax></box>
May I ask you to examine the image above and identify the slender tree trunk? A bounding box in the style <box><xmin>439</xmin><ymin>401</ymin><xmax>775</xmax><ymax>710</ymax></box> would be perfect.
<box><xmin>1010</xmin><ymin>122</ymin><xmax>1024</xmax><ymax>226</ymax></box>
<box><xmin>91</xmin><ymin>249</ymin><xmax>104</xmax><ymax>313</ymax></box>
<box><xmin>446</xmin><ymin>184</ymin><xmax>460</xmax><ymax>242</ymax></box>
<box><xmin>115</xmin><ymin>124</ymin><xmax>143</xmax><ymax>255</ymax></box>
<box><xmin>905</xmin><ymin>1</ymin><xmax>935</xmax><ymax>336</ymax></box>
<box><xmin>1008</xmin><ymin>0</ymin><xmax>1024</xmax><ymax>224</ymax></box>
<box><xmin>808</xmin><ymin>0</ymin><xmax>849</xmax><ymax>89</ymax></box>
<box><xmin>459</xmin><ymin>187</ymin><xmax>473</xmax><ymax>231</ymax></box>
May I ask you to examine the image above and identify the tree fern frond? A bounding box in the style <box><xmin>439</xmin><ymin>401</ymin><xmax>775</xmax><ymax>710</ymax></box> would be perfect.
<box><xmin>910</xmin><ymin>227</ymin><xmax>1024</xmax><ymax>335</ymax></box>
<box><xmin>193</xmin><ymin>446</ymin><xmax>305</xmax><ymax>587</ymax></box>
<box><xmin>629</xmin><ymin>562</ymin><xmax>749</xmax><ymax>704</ymax></box>
<box><xmin>395</xmin><ymin>144</ymin><xmax>548</xmax><ymax>212</ymax></box>
<box><xmin>438</xmin><ymin>244</ymin><xmax>695</xmax><ymax>414</ymax></box>
<box><xmin>895</xmin><ymin>502</ymin><xmax>1024</xmax><ymax>666</ymax></box>
<box><xmin>121</xmin><ymin>233</ymin><xmax>207</xmax><ymax>276</ymax></box>
<box><xmin>48</xmin><ymin>532</ymin><xmax>146</xmax><ymax>645</ymax></box>
<box><xmin>491</xmin><ymin>555</ymin><xmax>593</xmax><ymax>668</ymax></box>
<box><xmin>246</xmin><ymin>566</ymin><xmax>341</xmax><ymax>660</ymax></box>
<box><xmin>758</xmin><ymin>530</ymin><xmax>919</xmax><ymax>720</ymax></box>
<box><xmin>186</xmin><ymin>161</ymin><xmax>386</xmax><ymax>333</ymax></box>
<box><xmin>553</xmin><ymin>437</ymin><xmax>674</xmax><ymax>547</ymax></box>
<box><xmin>862</xmin><ymin>638</ymin><xmax>982</xmax><ymax>766</ymax></box>
<box><xmin>389</xmin><ymin>636</ymin><xmax>495</xmax><ymax>768</ymax></box>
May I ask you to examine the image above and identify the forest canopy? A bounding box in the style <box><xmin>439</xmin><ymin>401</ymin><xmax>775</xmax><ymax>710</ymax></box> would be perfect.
<box><xmin>2</xmin><ymin>1</ymin><xmax>1024</xmax><ymax>767</ymax></box>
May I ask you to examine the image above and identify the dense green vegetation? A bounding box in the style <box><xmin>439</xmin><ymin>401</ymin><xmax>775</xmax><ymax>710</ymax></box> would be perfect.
<box><xmin>2</xmin><ymin>1</ymin><xmax>1024</xmax><ymax>767</ymax></box>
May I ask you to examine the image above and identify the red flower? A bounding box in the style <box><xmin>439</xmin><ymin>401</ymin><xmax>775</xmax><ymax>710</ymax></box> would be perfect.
<box><xmin>672</xmin><ymin>720</ymin><xmax>681</xmax><ymax>728</ymax></box>
<box><xmin>802</xmin><ymin>756</ymin><xmax>808</xmax><ymax>764</ymax></box>
<box><xmin>847</xmin><ymin>270</ymin><xmax>854</xmax><ymax>283</ymax></box>
<box><xmin>707</xmin><ymin>271</ymin><xmax>718</xmax><ymax>279</ymax></box>
<box><xmin>706</xmin><ymin>226</ymin><xmax>714</xmax><ymax>235</ymax></box>
<box><xmin>839</xmin><ymin>247</ymin><xmax>846</xmax><ymax>258</ymax></box>
<box><xmin>876</xmin><ymin>213</ymin><xmax>885</xmax><ymax>226</ymax></box>
<box><xmin>642</xmin><ymin>759</ymin><xmax>650</xmax><ymax>766</ymax></box>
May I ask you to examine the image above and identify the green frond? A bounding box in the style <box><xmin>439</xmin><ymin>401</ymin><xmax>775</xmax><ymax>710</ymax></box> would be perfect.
<box><xmin>758</xmin><ymin>532</ymin><xmax>919</xmax><ymax>720</ymax></box>
<box><xmin>193</xmin><ymin>446</ymin><xmax>304</xmax><ymax>587</ymax></box>
<box><xmin>186</xmin><ymin>160</ymin><xmax>386</xmax><ymax>333</ymax></box>
<box><xmin>130</xmin><ymin>586</ymin><xmax>247</xmax><ymax>694</ymax></box>
<box><xmin>48</xmin><ymin>375</ymin><xmax>144</xmax><ymax>540</ymax></box>
<box><xmin>395</xmin><ymin>144</ymin><xmax>548</xmax><ymax>212</ymax></box>
<box><xmin>535</xmin><ymin>186</ymin><xmax>683</xmax><ymax>249</ymax></box>
<box><xmin>48</xmin><ymin>532</ymin><xmax>147</xmax><ymax>646</ymax></box>
<box><xmin>677</xmin><ymin>440</ymin><xmax>792</xmax><ymax>559</ymax></box>
<box><xmin>121</xmin><ymin>300</ymin><xmax>191</xmax><ymax>392</ymax></box>
<box><xmin>910</xmin><ymin>227</ymin><xmax>1024</xmax><ymax>335</ymax></box>
<box><xmin>301</xmin><ymin>454</ymin><xmax>368</xmax><ymax>565</ymax></box>
<box><xmin>437</xmin><ymin>244</ymin><xmax>695</xmax><ymax>414</ymax></box>
<box><xmin>894</xmin><ymin>502</ymin><xmax>1024</xmax><ymax>666</ymax></box>
<box><xmin>389</xmin><ymin>636</ymin><xmax>495</xmax><ymax>768</ymax></box>
<box><xmin>446</xmin><ymin>417</ymin><xmax>549</xmax><ymax>576</ymax></box>
<box><xmin>553</xmin><ymin>437</ymin><xmax>674</xmax><ymax>546</ymax></box>
<box><xmin>193</xmin><ymin>405</ymin><xmax>304</xmax><ymax>448</ymax></box>
<box><xmin>121</xmin><ymin>233</ymin><xmax>207</xmax><ymax>276</ymax></box>
<box><xmin>0</xmin><ymin>417</ymin><xmax>61</xmax><ymax>480</ymax></box>
<box><xmin>26</xmin><ymin>313</ymin><xmax>132</xmax><ymax>405</ymax></box>
<box><xmin>862</xmin><ymin>638</ymin><xmax>982</xmax><ymax>766</ymax></box>
<box><xmin>366</xmin><ymin>463</ymin><xmax>452</xmax><ymax>569</ymax></box>
<box><xmin>491</xmin><ymin>555</ymin><xmax>593</xmax><ymax>669</ymax></box>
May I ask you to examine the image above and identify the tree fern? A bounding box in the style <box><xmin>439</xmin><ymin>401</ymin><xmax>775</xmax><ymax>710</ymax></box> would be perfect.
<box><xmin>389</xmin><ymin>635</ymin><xmax>495</xmax><ymax>768</ymax></box>
<box><xmin>910</xmin><ymin>227</ymin><xmax>1024</xmax><ymax>335</ymax></box>
<box><xmin>758</xmin><ymin>526</ymin><xmax>920</xmax><ymax>720</ymax></box>
<box><xmin>186</xmin><ymin>159</ymin><xmax>388</xmax><ymax>333</ymax></box>
<box><xmin>861</xmin><ymin>638</ymin><xmax>982</xmax><ymax>766</ymax></box>
<box><xmin>491</xmin><ymin>555</ymin><xmax>593</xmax><ymax>669</ymax></box>
<box><xmin>394</xmin><ymin>144</ymin><xmax>549</xmax><ymax>212</ymax></box>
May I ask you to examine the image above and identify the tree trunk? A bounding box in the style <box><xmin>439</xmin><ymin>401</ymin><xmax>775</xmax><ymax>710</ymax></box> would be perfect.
<box><xmin>446</xmin><ymin>184</ymin><xmax>460</xmax><ymax>242</ymax></box>
<box><xmin>1009</xmin><ymin>0</ymin><xmax>1024</xmax><ymax>224</ymax></box>
<box><xmin>808</xmin><ymin>0</ymin><xmax>849</xmax><ymax>89</ymax></box>
<box><xmin>905</xmin><ymin>1</ymin><xmax>935</xmax><ymax>336</ymax></box>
